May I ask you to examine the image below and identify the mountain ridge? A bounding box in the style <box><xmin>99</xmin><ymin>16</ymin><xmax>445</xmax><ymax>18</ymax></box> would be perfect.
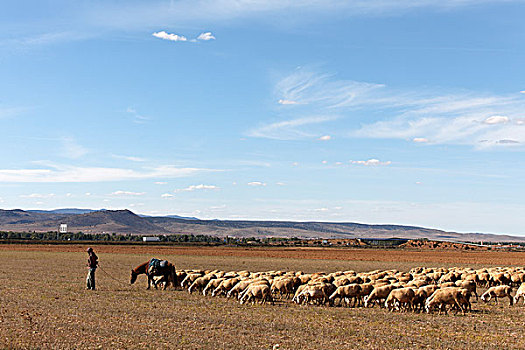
<box><xmin>0</xmin><ymin>208</ymin><xmax>523</xmax><ymax>242</ymax></box>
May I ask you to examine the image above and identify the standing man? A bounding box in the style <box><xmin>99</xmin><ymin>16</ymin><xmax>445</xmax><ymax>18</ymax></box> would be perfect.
<box><xmin>86</xmin><ymin>247</ymin><xmax>98</xmax><ymax>290</ymax></box>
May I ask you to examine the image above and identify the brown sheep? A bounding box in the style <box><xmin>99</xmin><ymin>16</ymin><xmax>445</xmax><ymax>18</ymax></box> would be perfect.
<box><xmin>425</xmin><ymin>287</ymin><xmax>465</xmax><ymax>315</ymax></box>
<box><xmin>239</xmin><ymin>284</ymin><xmax>273</xmax><ymax>305</ymax></box>
<box><xmin>180</xmin><ymin>272</ymin><xmax>203</xmax><ymax>289</ymax></box>
<box><xmin>188</xmin><ymin>275</ymin><xmax>215</xmax><ymax>294</ymax></box>
<box><xmin>329</xmin><ymin>284</ymin><xmax>361</xmax><ymax>307</ymax></box>
<box><xmin>202</xmin><ymin>278</ymin><xmax>225</xmax><ymax>296</ymax></box>
<box><xmin>271</xmin><ymin>278</ymin><xmax>295</xmax><ymax>299</ymax></box>
<box><xmin>412</xmin><ymin>285</ymin><xmax>439</xmax><ymax>312</ymax></box>
<box><xmin>385</xmin><ymin>287</ymin><xmax>416</xmax><ymax>312</ymax></box>
<box><xmin>364</xmin><ymin>284</ymin><xmax>396</xmax><ymax>308</ymax></box>
<box><xmin>293</xmin><ymin>285</ymin><xmax>328</xmax><ymax>305</ymax></box>
<box><xmin>513</xmin><ymin>283</ymin><xmax>525</xmax><ymax>305</ymax></box>
<box><xmin>481</xmin><ymin>285</ymin><xmax>513</xmax><ymax>305</ymax></box>
<box><xmin>212</xmin><ymin>277</ymin><xmax>240</xmax><ymax>297</ymax></box>
<box><xmin>455</xmin><ymin>280</ymin><xmax>478</xmax><ymax>301</ymax></box>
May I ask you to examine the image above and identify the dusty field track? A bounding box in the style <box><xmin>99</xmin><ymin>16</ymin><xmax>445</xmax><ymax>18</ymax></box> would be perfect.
<box><xmin>1</xmin><ymin>244</ymin><xmax>525</xmax><ymax>349</ymax></box>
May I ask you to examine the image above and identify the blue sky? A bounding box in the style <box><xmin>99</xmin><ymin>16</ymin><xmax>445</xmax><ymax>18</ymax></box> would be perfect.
<box><xmin>1</xmin><ymin>0</ymin><xmax>525</xmax><ymax>235</ymax></box>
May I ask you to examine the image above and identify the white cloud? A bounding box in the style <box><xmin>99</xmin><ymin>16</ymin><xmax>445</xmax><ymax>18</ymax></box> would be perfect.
<box><xmin>319</xmin><ymin>135</ymin><xmax>331</xmax><ymax>141</ymax></box>
<box><xmin>161</xmin><ymin>193</ymin><xmax>174</xmax><ymax>198</ymax></box>
<box><xmin>110</xmin><ymin>191</ymin><xmax>145</xmax><ymax>196</ymax></box>
<box><xmin>85</xmin><ymin>192</ymin><xmax>91</xmax><ymax>196</ymax></box>
<box><xmin>152</xmin><ymin>31</ymin><xmax>187</xmax><ymax>42</ymax></box>
<box><xmin>155</xmin><ymin>181</ymin><xmax>168</xmax><ymax>185</ymax></box>
<box><xmin>20</xmin><ymin>193</ymin><xmax>55</xmax><ymax>199</ymax></box>
<box><xmin>175</xmin><ymin>184</ymin><xmax>219</xmax><ymax>192</ymax></box>
<box><xmin>484</xmin><ymin>115</ymin><xmax>509</xmax><ymax>125</ymax></box>
<box><xmin>276</xmin><ymin>182</ymin><xmax>286</xmax><ymax>186</ymax></box>
<box><xmin>0</xmin><ymin>164</ymin><xmax>211</xmax><ymax>183</ymax></box>
<box><xmin>197</xmin><ymin>32</ymin><xmax>215</xmax><ymax>41</ymax></box>
<box><xmin>322</xmin><ymin>160</ymin><xmax>328</xmax><ymax>164</ymax></box>
<box><xmin>247</xmin><ymin>181</ymin><xmax>266</xmax><ymax>186</ymax></box>
<box><xmin>350</xmin><ymin>159</ymin><xmax>391</xmax><ymax>166</ymax></box>
<box><xmin>413</xmin><ymin>137</ymin><xmax>429</xmax><ymax>143</ymax></box>
<box><xmin>278</xmin><ymin>99</ymin><xmax>299</xmax><ymax>105</ymax></box>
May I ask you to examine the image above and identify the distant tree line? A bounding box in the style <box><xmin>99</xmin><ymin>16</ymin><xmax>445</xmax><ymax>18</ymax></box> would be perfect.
<box><xmin>0</xmin><ymin>231</ymin><xmax>302</xmax><ymax>245</ymax></box>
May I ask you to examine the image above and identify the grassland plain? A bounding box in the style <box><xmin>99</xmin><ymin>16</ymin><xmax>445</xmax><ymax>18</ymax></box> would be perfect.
<box><xmin>0</xmin><ymin>244</ymin><xmax>524</xmax><ymax>349</ymax></box>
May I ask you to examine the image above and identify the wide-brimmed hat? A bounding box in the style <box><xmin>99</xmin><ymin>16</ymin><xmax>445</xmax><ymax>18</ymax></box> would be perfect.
<box><xmin>86</xmin><ymin>247</ymin><xmax>93</xmax><ymax>252</ymax></box>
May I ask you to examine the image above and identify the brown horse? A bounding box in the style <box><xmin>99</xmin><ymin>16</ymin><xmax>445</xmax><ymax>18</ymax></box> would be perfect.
<box><xmin>130</xmin><ymin>259</ymin><xmax>177</xmax><ymax>290</ymax></box>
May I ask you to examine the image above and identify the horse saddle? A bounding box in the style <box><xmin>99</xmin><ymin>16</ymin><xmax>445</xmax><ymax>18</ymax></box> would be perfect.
<box><xmin>148</xmin><ymin>258</ymin><xmax>168</xmax><ymax>274</ymax></box>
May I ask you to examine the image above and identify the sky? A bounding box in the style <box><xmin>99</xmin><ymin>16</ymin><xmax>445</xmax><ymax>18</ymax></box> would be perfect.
<box><xmin>1</xmin><ymin>0</ymin><xmax>525</xmax><ymax>235</ymax></box>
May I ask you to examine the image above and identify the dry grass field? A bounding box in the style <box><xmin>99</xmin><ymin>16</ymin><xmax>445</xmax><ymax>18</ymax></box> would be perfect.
<box><xmin>1</xmin><ymin>244</ymin><xmax>525</xmax><ymax>349</ymax></box>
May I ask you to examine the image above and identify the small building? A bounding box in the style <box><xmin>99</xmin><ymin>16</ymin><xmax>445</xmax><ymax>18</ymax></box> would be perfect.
<box><xmin>59</xmin><ymin>224</ymin><xmax>68</xmax><ymax>234</ymax></box>
<box><xmin>143</xmin><ymin>236</ymin><xmax>160</xmax><ymax>242</ymax></box>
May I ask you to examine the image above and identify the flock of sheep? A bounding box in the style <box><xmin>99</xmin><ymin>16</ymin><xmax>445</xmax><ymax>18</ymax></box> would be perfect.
<box><xmin>158</xmin><ymin>266</ymin><xmax>525</xmax><ymax>315</ymax></box>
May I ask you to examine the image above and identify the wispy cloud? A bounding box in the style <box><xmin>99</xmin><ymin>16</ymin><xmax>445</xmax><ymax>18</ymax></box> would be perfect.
<box><xmin>175</xmin><ymin>184</ymin><xmax>219</xmax><ymax>192</ymax></box>
<box><xmin>196</xmin><ymin>32</ymin><xmax>215</xmax><ymax>41</ymax></box>
<box><xmin>265</xmin><ymin>68</ymin><xmax>525</xmax><ymax>148</ymax></box>
<box><xmin>126</xmin><ymin>107</ymin><xmax>151</xmax><ymax>124</ymax></box>
<box><xmin>61</xmin><ymin>137</ymin><xmax>89</xmax><ymax>159</ymax></box>
<box><xmin>111</xmin><ymin>154</ymin><xmax>146</xmax><ymax>162</ymax></box>
<box><xmin>248</xmin><ymin>115</ymin><xmax>338</xmax><ymax>140</ymax></box>
<box><xmin>161</xmin><ymin>193</ymin><xmax>174</xmax><ymax>198</ymax></box>
<box><xmin>319</xmin><ymin>135</ymin><xmax>331</xmax><ymax>141</ymax></box>
<box><xmin>275</xmin><ymin>70</ymin><xmax>385</xmax><ymax>109</ymax></box>
<box><xmin>19</xmin><ymin>193</ymin><xmax>56</xmax><ymax>199</ymax></box>
<box><xmin>0</xmin><ymin>164</ymin><xmax>212</xmax><ymax>183</ymax></box>
<box><xmin>86</xmin><ymin>1</ymin><xmax>519</xmax><ymax>32</ymax></box>
<box><xmin>110</xmin><ymin>191</ymin><xmax>145</xmax><ymax>196</ymax></box>
<box><xmin>278</xmin><ymin>99</ymin><xmax>299</xmax><ymax>105</ymax></box>
<box><xmin>350</xmin><ymin>159</ymin><xmax>392</xmax><ymax>166</ymax></box>
<box><xmin>247</xmin><ymin>181</ymin><xmax>266</xmax><ymax>186</ymax></box>
<box><xmin>273</xmin><ymin>69</ymin><xmax>525</xmax><ymax>149</ymax></box>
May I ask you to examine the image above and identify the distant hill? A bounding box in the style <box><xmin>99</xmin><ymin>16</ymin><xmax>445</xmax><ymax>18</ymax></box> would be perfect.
<box><xmin>0</xmin><ymin>208</ymin><xmax>523</xmax><ymax>242</ymax></box>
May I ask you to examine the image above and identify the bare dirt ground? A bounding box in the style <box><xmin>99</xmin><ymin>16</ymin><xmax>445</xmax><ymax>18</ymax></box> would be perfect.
<box><xmin>1</xmin><ymin>244</ymin><xmax>525</xmax><ymax>349</ymax></box>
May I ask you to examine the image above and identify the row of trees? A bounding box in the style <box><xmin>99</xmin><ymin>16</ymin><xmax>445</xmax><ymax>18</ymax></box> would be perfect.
<box><xmin>0</xmin><ymin>231</ymin><xmax>302</xmax><ymax>245</ymax></box>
